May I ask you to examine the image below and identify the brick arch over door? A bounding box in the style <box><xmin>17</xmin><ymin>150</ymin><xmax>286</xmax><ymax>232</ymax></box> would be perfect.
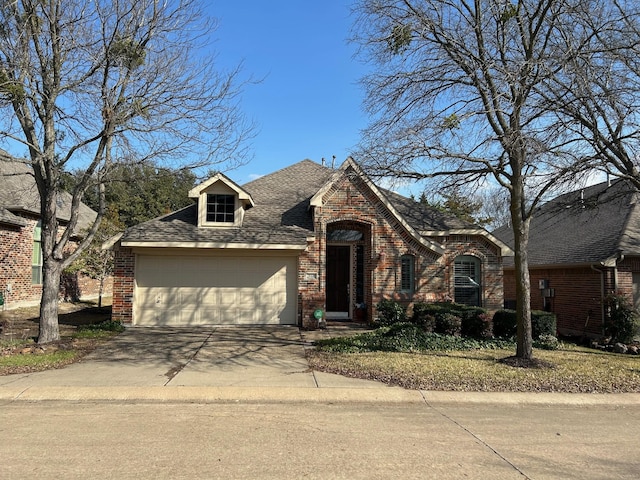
<box><xmin>325</xmin><ymin>220</ymin><xmax>373</xmax><ymax>319</ymax></box>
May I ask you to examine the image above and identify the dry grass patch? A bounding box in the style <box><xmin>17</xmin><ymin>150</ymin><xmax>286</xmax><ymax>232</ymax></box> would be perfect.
<box><xmin>307</xmin><ymin>345</ymin><xmax>640</xmax><ymax>393</ymax></box>
<box><xmin>0</xmin><ymin>300</ymin><xmax>121</xmax><ymax>375</ymax></box>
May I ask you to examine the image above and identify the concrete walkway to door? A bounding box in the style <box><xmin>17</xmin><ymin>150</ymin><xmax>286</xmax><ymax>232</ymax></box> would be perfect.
<box><xmin>0</xmin><ymin>326</ymin><xmax>385</xmax><ymax>390</ymax></box>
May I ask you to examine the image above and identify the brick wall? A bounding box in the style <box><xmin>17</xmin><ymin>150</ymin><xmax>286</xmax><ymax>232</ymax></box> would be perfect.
<box><xmin>111</xmin><ymin>245</ymin><xmax>135</xmax><ymax>323</ymax></box>
<box><xmin>1</xmin><ymin>213</ymin><xmax>112</xmax><ymax>309</ymax></box>
<box><xmin>503</xmin><ymin>266</ymin><xmax>618</xmax><ymax>337</ymax></box>
<box><xmin>298</xmin><ymin>167</ymin><xmax>504</xmax><ymax>327</ymax></box>
<box><xmin>109</xmin><ymin>166</ymin><xmax>506</xmax><ymax>327</ymax></box>
<box><xmin>1</xmin><ymin>215</ymin><xmax>42</xmax><ymax>307</ymax></box>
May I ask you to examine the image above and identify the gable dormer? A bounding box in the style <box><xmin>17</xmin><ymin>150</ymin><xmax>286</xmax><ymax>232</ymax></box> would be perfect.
<box><xmin>188</xmin><ymin>173</ymin><xmax>254</xmax><ymax>228</ymax></box>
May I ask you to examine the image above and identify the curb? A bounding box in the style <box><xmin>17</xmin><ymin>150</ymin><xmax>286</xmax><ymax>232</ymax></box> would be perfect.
<box><xmin>1</xmin><ymin>386</ymin><xmax>639</xmax><ymax>406</ymax></box>
<box><xmin>421</xmin><ymin>391</ymin><xmax>640</xmax><ymax>406</ymax></box>
<box><xmin>0</xmin><ymin>386</ymin><xmax>424</xmax><ymax>404</ymax></box>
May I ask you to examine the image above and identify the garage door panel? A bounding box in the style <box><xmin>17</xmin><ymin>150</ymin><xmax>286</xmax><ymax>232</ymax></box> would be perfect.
<box><xmin>134</xmin><ymin>254</ymin><xmax>296</xmax><ymax>326</ymax></box>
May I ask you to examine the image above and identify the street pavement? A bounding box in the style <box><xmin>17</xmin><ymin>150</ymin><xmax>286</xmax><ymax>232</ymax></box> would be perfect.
<box><xmin>0</xmin><ymin>326</ymin><xmax>639</xmax><ymax>479</ymax></box>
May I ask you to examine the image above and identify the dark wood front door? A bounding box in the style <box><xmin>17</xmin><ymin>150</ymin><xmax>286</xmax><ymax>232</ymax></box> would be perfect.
<box><xmin>326</xmin><ymin>245</ymin><xmax>350</xmax><ymax>313</ymax></box>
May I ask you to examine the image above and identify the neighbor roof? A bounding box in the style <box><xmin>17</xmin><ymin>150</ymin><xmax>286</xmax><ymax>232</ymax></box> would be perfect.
<box><xmin>0</xmin><ymin>154</ymin><xmax>97</xmax><ymax>231</ymax></box>
<box><xmin>494</xmin><ymin>179</ymin><xmax>640</xmax><ymax>267</ymax></box>
<box><xmin>0</xmin><ymin>207</ymin><xmax>27</xmax><ymax>227</ymax></box>
<box><xmin>121</xmin><ymin>158</ymin><xmax>505</xmax><ymax>250</ymax></box>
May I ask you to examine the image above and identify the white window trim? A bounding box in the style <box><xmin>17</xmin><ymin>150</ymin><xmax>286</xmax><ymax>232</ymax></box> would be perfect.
<box><xmin>197</xmin><ymin>192</ymin><xmax>244</xmax><ymax>228</ymax></box>
<box><xmin>32</xmin><ymin>220</ymin><xmax>43</xmax><ymax>285</ymax></box>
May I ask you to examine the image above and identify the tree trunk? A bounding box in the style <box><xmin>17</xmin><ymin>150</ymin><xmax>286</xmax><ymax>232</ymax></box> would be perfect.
<box><xmin>38</xmin><ymin>256</ymin><xmax>62</xmax><ymax>343</ymax></box>
<box><xmin>510</xmin><ymin>180</ymin><xmax>533</xmax><ymax>359</ymax></box>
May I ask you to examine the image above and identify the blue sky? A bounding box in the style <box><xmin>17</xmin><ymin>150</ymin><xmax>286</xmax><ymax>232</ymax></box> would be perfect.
<box><xmin>209</xmin><ymin>1</ymin><xmax>368</xmax><ymax>184</ymax></box>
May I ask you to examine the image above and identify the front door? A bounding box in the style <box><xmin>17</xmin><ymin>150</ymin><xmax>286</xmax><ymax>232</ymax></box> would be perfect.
<box><xmin>326</xmin><ymin>245</ymin><xmax>350</xmax><ymax>317</ymax></box>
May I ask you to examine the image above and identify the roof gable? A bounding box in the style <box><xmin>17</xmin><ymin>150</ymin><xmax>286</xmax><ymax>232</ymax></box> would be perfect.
<box><xmin>0</xmin><ymin>207</ymin><xmax>27</xmax><ymax>227</ymax></box>
<box><xmin>311</xmin><ymin>158</ymin><xmax>445</xmax><ymax>254</ymax></box>
<box><xmin>188</xmin><ymin>172</ymin><xmax>254</xmax><ymax>207</ymax></box>
<box><xmin>121</xmin><ymin>158</ymin><xmax>512</xmax><ymax>255</ymax></box>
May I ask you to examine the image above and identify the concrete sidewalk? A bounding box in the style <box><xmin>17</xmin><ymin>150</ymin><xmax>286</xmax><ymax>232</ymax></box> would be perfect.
<box><xmin>0</xmin><ymin>325</ymin><xmax>639</xmax><ymax>406</ymax></box>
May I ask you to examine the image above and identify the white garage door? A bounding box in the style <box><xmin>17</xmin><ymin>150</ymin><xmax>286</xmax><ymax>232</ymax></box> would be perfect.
<box><xmin>134</xmin><ymin>254</ymin><xmax>297</xmax><ymax>326</ymax></box>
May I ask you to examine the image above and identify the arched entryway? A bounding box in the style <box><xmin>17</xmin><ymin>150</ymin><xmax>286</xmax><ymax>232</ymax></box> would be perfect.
<box><xmin>325</xmin><ymin>221</ymin><xmax>371</xmax><ymax>321</ymax></box>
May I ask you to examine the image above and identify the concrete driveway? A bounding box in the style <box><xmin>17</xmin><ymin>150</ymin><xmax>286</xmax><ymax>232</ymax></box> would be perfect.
<box><xmin>0</xmin><ymin>326</ymin><xmax>384</xmax><ymax>389</ymax></box>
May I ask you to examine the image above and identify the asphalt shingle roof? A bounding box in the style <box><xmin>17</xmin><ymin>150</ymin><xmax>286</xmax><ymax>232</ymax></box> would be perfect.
<box><xmin>122</xmin><ymin>160</ymin><xmax>334</xmax><ymax>245</ymax></box>
<box><xmin>0</xmin><ymin>155</ymin><xmax>97</xmax><ymax>231</ymax></box>
<box><xmin>0</xmin><ymin>207</ymin><xmax>27</xmax><ymax>227</ymax></box>
<box><xmin>494</xmin><ymin>179</ymin><xmax>640</xmax><ymax>266</ymax></box>
<box><xmin>382</xmin><ymin>188</ymin><xmax>478</xmax><ymax>232</ymax></box>
<box><xmin>122</xmin><ymin>159</ymin><xmax>487</xmax><ymax>246</ymax></box>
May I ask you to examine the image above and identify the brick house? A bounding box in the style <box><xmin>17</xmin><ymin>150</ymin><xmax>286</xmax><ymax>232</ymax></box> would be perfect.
<box><xmin>494</xmin><ymin>179</ymin><xmax>640</xmax><ymax>338</ymax></box>
<box><xmin>111</xmin><ymin>158</ymin><xmax>512</xmax><ymax>327</ymax></box>
<box><xmin>0</xmin><ymin>156</ymin><xmax>111</xmax><ymax>309</ymax></box>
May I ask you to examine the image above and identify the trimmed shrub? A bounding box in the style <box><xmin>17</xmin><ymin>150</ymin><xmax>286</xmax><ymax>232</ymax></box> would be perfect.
<box><xmin>411</xmin><ymin>302</ymin><xmax>437</xmax><ymax>332</ymax></box>
<box><xmin>459</xmin><ymin>308</ymin><xmax>491</xmax><ymax>338</ymax></box>
<box><xmin>492</xmin><ymin>309</ymin><xmax>517</xmax><ymax>338</ymax></box>
<box><xmin>462</xmin><ymin>312</ymin><xmax>493</xmax><ymax>339</ymax></box>
<box><xmin>492</xmin><ymin>309</ymin><xmax>557</xmax><ymax>339</ymax></box>
<box><xmin>435</xmin><ymin>313</ymin><xmax>462</xmax><ymax>336</ymax></box>
<box><xmin>375</xmin><ymin>299</ymin><xmax>407</xmax><ymax>327</ymax></box>
<box><xmin>532</xmin><ymin>311</ymin><xmax>556</xmax><ymax>338</ymax></box>
<box><xmin>411</xmin><ymin>302</ymin><xmax>489</xmax><ymax>338</ymax></box>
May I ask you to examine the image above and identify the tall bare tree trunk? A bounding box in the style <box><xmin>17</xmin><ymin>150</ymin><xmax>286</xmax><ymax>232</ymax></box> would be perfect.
<box><xmin>38</xmin><ymin>185</ymin><xmax>62</xmax><ymax>344</ymax></box>
<box><xmin>38</xmin><ymin>257</ymin><xmax>62</xmax><ymax>343</ymax></box>
<box><xmin>510</xmin><ymin>177</ymin><xmax>533</xmax><ymax>359</ymax></box>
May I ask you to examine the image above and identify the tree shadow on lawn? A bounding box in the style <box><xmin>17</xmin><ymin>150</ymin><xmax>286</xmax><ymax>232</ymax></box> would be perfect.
<box><xmin>1</xmin><ymin>303</ymin><xmax>112</xmax><ymax>342</ymax></box>
<box><xmin>423</xmin><ymin>350</ymin><xmax>557</xmax><ymax>370</ymax></box>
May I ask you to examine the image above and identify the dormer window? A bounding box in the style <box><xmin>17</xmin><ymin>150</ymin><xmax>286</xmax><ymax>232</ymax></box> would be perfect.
<box><xmin>206</xmin><ymin>194</ymin><xmax>235</xmax><ymax>223</ymax></box>
<box><xmin>189</xmin><ymin>173</ymin><xmax>254</xmax><ymax>228</ymax></box>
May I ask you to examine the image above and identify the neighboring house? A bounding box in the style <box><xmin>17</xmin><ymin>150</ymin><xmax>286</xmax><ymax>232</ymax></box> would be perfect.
<box><xmin>111</xmin><ymin>158</ymin><xmax>512</xmax><ymax>327</ymax></box>
<box><xmin>0</xmin><ymin>155</ymin><xmax>111</xmax><ymax>309</ymax></box>
<box><xmin>494</xmin><ymin>179</ymin><xmax>640</xmax><ymax>338</ymax></box>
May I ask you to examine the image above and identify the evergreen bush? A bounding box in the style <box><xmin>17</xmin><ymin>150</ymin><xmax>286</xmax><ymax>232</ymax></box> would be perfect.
<box><xmin>532</xmin><ymin>311</ymin><xmax>557</xmax><ymax>338</ymax></box>
<box><xmin>492</xmin><ymin>309</ymin><xmax>517</xmax><ymax>338</ymax></box>
<box><xmin>604</xmin><ymin>293</ymin><xmax>640</xmax><ymax>344</ymax></box>
<box><xmin>435</xmin><ymin>312</ymin><xmax>462</xmax><ymax>336</ymax></box>
<box><xmin>375</xmin><ymin>299</ymin><xmax>407</xmax><ymax>327</ymax></box>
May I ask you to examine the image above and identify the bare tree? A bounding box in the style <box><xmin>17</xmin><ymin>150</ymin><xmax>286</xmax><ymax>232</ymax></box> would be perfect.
<box><xmin>352</xmin><ymin>0</ymin><xmax>603</xmax><ymax>359</ymax></box>
<box><xmin>0</xmin><ymin>0</ymin><xmax>254</xmax><ymax>343</ymax></box>
<box><xmin>542</xmin><ymin>0</ymin><xmax>640</xmax><ymax>188</ymax></box>
<box><xmin>480</xmin><ymin>186</ymin><xmax>511</xmax><ymax>231</ymax></box>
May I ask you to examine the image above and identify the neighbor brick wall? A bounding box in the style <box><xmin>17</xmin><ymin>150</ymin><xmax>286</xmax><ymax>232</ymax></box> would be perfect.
<box><xmin>504</xmin><ymin>266</ymin><xmax>614</xmax><ymax>337</ymax></box>
<box><xmin>0</xmin><ymin>215</ymin><xmax>42</xmax><ymax>306</ymax></box>
<box><xmin>1</xmin><ymin>214</ymin><xmax>113</xmax><ymax>309</ymax></box>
